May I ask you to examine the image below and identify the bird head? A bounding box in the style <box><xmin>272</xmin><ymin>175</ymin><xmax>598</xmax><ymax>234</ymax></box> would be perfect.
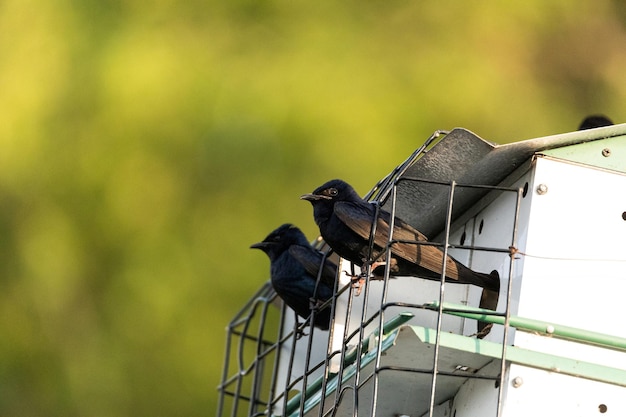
<box><xmin>578</xmin><ymin>114</ymin><xmax>613</xmax><ymax>130</ymax></box>
<box><xmin>300</xmin><ymin>179</ymin><xmax>361</xmax><ymax>205</ymax></box>
<box><xmin>250</xmin><ymin>224</ymin><xmax>309</xmax><ymax>260</ymax></box>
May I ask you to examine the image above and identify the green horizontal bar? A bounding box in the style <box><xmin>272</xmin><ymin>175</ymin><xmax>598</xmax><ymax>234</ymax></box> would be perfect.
<box><xmin>287</xmin><ymin>329</ymin><xmax>401</xmax><ymax>417</ymax></box>
<box><xmin>412</xmin><ymin>326</ymin><xmax>626</xmax><ymax>387</ymax></box>
<box><xmin>427</xmin><ymin>301</ymin><xmax>626</xmax><ymax>353</ymax></box>
<box><xmin>342</xmin><ymin>312</ymin><xmax>415</xmax><ymax>366</ymax></box>
<box><xmin>284</xmin><ymin>312</ymin><xmax>414</xmax><ymax>416</ymax></box>
<box><xmin>283</xmin><ymin>319</ymin><xmax>626</xmax><ymax>417</ymax></box>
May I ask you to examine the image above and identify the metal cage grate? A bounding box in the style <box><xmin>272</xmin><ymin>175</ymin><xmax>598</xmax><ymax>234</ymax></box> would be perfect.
<box><xmin>218</xmin><ymin>126</ymin><xmax>626</xmax><ymax>417</ymax></box>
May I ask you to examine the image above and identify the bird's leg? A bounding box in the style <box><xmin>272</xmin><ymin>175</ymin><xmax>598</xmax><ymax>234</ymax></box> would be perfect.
<box><xmin>343</xmin><ymin>256</ymin><xmax>397</xmax><ymax>295</ymax></box>
<box><xmin>368</xmin><ymin>261</ymin><xmax>388</xmax><ymax>280</ymax></box>
<box><xmin>342</xmin><ymin>258</ymin><xmax>390</xmax><ymax>296</ymax></box>
<box><xmin>293</xmin><ymin>316</ymin><xmax>309</xmax><ymax>339</ymax></box>
<box><xmin>370</xmin><ymin>260</ymin><xmax>387</xmax><ymax>271</ymax></box>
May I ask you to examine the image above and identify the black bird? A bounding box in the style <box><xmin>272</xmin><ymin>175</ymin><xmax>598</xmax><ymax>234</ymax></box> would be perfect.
<box><xmin>300</xmin><ymin>179</ymin><xmax>499</xmax><ymax>292</ymax></box>
<box><xmin>578</xmin><ymin>114</ymin><xmax>613</xmax><ymax>130</ymax></box>
<box><xmin>251</xmin><ymin>224</ymin><xmax>337</xmax><ymax>330</ymax></box>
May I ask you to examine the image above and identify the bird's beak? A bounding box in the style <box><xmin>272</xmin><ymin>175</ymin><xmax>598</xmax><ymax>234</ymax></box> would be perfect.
<box><xmin>250</xmin><ymin>242</ymin><xmax>270</xmax><ymax>250</ymax></box>
<box><xmin>300</xmin><ymin>193</ymin><xmax>331</xmax><ymax>201</ymax></box>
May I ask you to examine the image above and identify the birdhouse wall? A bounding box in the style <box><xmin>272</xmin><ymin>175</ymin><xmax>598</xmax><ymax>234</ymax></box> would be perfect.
<box><xmin>510</xmin><ymin>155</ymin><xmax>626</xmax><ymax>371</ymax></box>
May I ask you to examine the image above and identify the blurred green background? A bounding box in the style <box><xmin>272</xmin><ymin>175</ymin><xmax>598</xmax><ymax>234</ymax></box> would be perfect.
<box><xmin>0</xmin><ymin>1</ymin><xmax>624</xmax><ymax>415</ymax></box>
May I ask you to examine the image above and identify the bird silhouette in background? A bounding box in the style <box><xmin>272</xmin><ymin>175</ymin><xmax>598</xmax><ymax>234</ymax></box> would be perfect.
<box><xmin>301</xmin><ymin>179</ymin><xmax>500</xmax><ymax>291</ymax></box>
<box><xmin>578</xmin><ymin>114</ymin><xmax>613</xmax><ymax>130</ymax></box>
<box><xmin>251</xmin><ymin>224</ymin><xmax>337</xmax><ymax>331</ymax></box>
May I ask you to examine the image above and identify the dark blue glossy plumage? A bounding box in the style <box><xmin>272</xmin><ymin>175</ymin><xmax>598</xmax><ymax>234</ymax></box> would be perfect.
<box><xmin>578</xmin><ymin>114</ymin><xmax>613</xmax><ymax>130</ymax></box>
<box><xmin>251</xmin><ymin>224</ymin><xmax>337</xmax><ymax>330</ymax></box>
<box><xmin>301</xmin><ymin>179</ymin><xmax>499</xmax><ymax>291</ymax></box>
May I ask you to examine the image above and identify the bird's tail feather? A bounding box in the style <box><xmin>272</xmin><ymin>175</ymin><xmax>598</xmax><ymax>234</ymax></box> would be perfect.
<box><xmin>456</xmin><ymin>264</ymin><xmax>500</xmax><ymax>291</ymax></box>
<box><xmin>477</xmin><ymin>271</ymin><xmax>500</xmax><ymax>338</ymax></box>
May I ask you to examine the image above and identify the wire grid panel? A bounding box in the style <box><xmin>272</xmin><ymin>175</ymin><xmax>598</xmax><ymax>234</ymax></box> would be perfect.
<box><xmin>220</xmin><ymin>126</ymin><xmax>626</xmax><ymax>417</ymax></box>
<box><xmin>217</xmin><ymin>131</ymin><xmax>448</xmax><ymax>417</ymax></box>
<box><xmin>217</xmin><ymin>282</ymin><xmax>285</xmax><ymax>417</ymax></box>
<box><xmin>217</xmin><ymin>180</ymin><xmax>524</xmax><ymax>417</ymax></box>
<box><xmin>314</xmin><ymin>177</ymin><xmax>524</xmax><ymax>417</ymax></box>
<box><xmin>216</xmin><ymin>280</ymin><xmax>339</xmax><ymax>417</ymax></box>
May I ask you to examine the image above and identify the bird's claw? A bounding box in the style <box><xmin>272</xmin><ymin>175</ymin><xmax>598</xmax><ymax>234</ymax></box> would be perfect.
<box><xmin>359</xmin><ymin>259</ymin><xmax>390</xmax><ymax>281</ymax></box>
<box><xmin>342</xmin><ymin>270</ymin><xmax>368</xmax><ymax>296</ymax></box>
<box><xmin>351</xmin><ymin>276</ymin><xmax>366</xmax><ymax>296</ymax></box>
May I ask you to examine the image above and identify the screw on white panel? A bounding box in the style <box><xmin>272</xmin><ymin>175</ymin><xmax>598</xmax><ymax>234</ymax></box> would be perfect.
<box><xmin>536</xmin><ymin>184</ymin><xmax>548</xmax><ymax>195</ymax></box>
<box><xmin>512</xmin><ymin>376</ymin><xmax>523</xmax><ymax>388</ymax></box>
<box><xmin>602</xmin><ymin>148</ymin><xmax>611</xmax><ymax>157</ymax></box>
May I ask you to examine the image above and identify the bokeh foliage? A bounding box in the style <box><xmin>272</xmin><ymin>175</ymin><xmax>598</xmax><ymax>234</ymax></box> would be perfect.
<box><xmin>0</xmin><ymin>0</ymin><xmax>624</xmax><ymax>415</ymax></box>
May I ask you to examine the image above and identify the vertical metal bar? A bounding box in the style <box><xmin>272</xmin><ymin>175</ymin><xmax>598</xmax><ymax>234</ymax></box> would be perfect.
<box><xmin>266</xmin><ymin>300</ymin><xmax>288</xmax><ymax>416</ymax></box>
<box><xmin>232</xmin><ymin>302</ymin><xmax>254</xmax><ymax>417</ymax></box>
<box><xmin>248</xmin><ymin>297</ymin><xmax>273</xmax><ymax>416</ymax></box>
<box><xmin>300</xmin><ymin>248</ymin><xmax>335</xmax><ymax>415</ymax></box>
<box><xmin>317</xmin><ymin>253</ymin><xmax>342</xmax><ymax>417</ymax></box>
<box><xmin>216</xmin><ymin>321</ymin><xmax>234</xmax><ymax>417</ymax></box>
<box><xmin>369</xmin><ymin>183</ymin><xmax>399</xmax><ymax>417</ymax></box>
<box><xmin>297</xmin><ymin>282</ymin><xmax>327</xmax><ymax>415</ymax></box>
<box><xmin>496</xmin><ymin>186</ymin><xmax>523</xmax><ymax>417</ymax></box>
<box><xmin>347</xmin><ymin>201</ymin><xmax>382</xmax><ymax>417</ymax></box>
<box><xmin>328</xmin><ymin>259</ymin><xmax>359</xmax><ymax>415</ymax></box>
<box><xmin>281</xmin><ymin>310</ymin><xmax>299</xmax><ymax>414</ymax></box>
<box><xmin>297</xmin><ymin>329</ymin><xmax>318</xmax><ymax>414</ymax></box>
<box><xmin>351</xmin><ymin>275</ymin><xmax>369</xmax><ymax>417</ymax></box>
<box><xmin>428</xmin><ymin>180</ymin><xmax>456</xmax><ymax>417</ymax></box>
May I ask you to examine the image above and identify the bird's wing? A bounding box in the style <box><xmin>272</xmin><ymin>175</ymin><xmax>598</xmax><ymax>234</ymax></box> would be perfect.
<box><xmin>334</xmin><ymin>202</ymin><xmax>460</xmax><ymax>280</ymax></box>
<box><xmin>289</xmin><ymin>245</ymin><xmax>337</xmax><ymax>288</ymax></box>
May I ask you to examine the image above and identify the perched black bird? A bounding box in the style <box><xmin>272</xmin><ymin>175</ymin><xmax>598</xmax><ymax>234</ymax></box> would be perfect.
<box><xmin>301</xmin><ymin>179</ymin><xmax>499</xmax><ymax>292</ymax></box>
<box><xmin>250</xmin><ymin>224</ymin><xmax>337</xmax><ymax>330</ymax></box>
<box><xmin>578</xmin><ymin>114</ymin><xmax>613</xmax><ymax>130</ymax></box>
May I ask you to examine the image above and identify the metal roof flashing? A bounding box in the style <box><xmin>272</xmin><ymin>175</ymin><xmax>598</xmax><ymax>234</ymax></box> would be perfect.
<box><xmin>379</xmin><ymin>123</ymin><xmax>626</xmax><ymax>238</ymax></box>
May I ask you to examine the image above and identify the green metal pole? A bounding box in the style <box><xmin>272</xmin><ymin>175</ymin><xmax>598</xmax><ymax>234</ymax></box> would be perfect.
<box><xmin>427</xmin><ymin>301</ymin><xmax>626</xmax><ymax>352</ymax></box>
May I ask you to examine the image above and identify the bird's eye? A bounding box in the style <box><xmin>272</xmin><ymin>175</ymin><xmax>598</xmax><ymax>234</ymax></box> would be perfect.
<box><xmin>328</xmin><ymin>188</ymin><xmax>338</xmax><ymax>196</ymax></box>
